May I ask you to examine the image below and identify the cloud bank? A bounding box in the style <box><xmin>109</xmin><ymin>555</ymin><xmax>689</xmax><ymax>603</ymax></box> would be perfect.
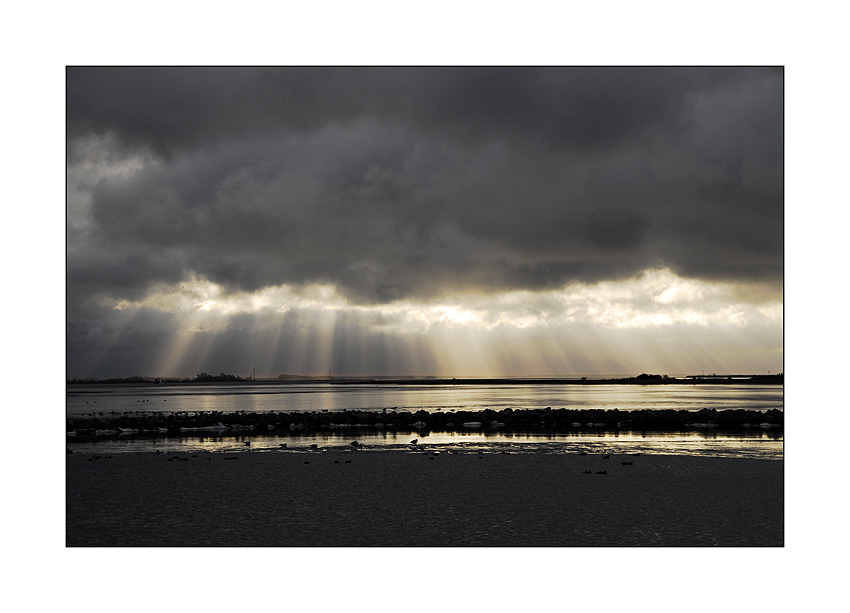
<box><xmin>66</xmin><ymin>67</ymin><xmax>783</xmax><ymax>378</ymax></box>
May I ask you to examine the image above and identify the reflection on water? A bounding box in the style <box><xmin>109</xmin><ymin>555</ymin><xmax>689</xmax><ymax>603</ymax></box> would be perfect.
<box><xmin>67</xmin><ymin>383</ymin><xmax>783</xmax><ymax>460</ymax></box>
<box><xmin>67</xmin><ymin>382</ymin><xmax>783</xmax><ymax>416</ymax></box>
<box><xmin>66</xmin><ymin>427</ymin><xmax>783</xmax><ymax>460</ymax></box>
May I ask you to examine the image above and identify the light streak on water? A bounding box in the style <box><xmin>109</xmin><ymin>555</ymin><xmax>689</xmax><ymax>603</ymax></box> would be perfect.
<box><xmin>67</xmin><ymin>383</ymin><xmax>783</xmax><ymax>459</ymax></box>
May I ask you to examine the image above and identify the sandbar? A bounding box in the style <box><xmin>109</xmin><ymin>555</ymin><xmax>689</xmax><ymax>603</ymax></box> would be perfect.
<box><xmin>66</xmin><ymin>451</ymin><xmax>783</xmax><ymax>547</ymax></box>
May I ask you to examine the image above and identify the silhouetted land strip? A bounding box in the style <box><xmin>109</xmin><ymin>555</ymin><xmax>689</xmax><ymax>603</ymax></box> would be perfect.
<box><xmin>330</xmin><ymin>374</ymin><xmax>784</xmax><ymax>385</ymax></box>
<box><xmin>67</xmin><ymin>452</ymin><xmax>783</xmax><ymax>546</ymax></box>
<box><xmin>67</xmin><ymin>407</ymin><xmax>783</xmax><ymax>439</ymax></box>
<box><xmin>67</xmin><ymin>373</ymin><xmax>784</xmax><ymax>385</ymax></box>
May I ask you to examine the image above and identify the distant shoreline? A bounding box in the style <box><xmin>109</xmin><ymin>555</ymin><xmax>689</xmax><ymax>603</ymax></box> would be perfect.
<box><xmin>67</xmin><ymin>374</ymin><xmax>785</xmax><ymax>386</ymax></box>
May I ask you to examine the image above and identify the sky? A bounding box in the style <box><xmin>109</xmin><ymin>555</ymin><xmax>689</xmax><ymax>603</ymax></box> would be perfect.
<box><xmin>66</xmin><ymin>66</ymin><xmax>783</xmax><ymax>379</ymax></box>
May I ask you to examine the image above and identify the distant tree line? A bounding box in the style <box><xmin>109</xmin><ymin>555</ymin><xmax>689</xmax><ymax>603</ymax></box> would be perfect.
<box><xmin>194</xmin><ymin>372</ymin><xmax>246</xmax><ymax>382</ymax></box>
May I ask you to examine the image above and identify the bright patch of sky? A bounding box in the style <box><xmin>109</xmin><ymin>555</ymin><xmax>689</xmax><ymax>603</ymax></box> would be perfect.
<box><xmin>107</xmin><ymin>268</ymin><xmax>780</xmax><ymax>338</ymax></box>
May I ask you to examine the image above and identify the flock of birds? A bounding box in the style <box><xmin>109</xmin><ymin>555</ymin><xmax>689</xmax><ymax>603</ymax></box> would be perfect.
<box><xmin>581</xmin><ymin>452</ymin><xmax>641</xmax><ymax>474</ymax></box>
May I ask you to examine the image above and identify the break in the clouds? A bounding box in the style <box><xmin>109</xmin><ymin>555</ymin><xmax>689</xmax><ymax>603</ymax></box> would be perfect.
<box><xmin>66</xmin><ymin>67</ymin><xmax>783</xmax><ymax>378</ymax></box>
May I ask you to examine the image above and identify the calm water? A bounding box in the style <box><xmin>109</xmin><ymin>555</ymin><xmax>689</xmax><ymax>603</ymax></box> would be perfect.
<box><xmin>67</xmin><ymin>382</ymin><xmax>782</xmax><ymax>415</ymax></box>
<box><xmin>66</xmin><ymin>382</ymin><xmax>783</xmax><ymax>459</ymax></box>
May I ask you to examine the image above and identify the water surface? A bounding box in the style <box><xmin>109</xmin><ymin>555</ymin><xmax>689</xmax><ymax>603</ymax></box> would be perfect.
<box><xmin>67</xmin><ymin>382</ymin><xmax>783</xmax><ymax>460</ymax></box>
<box><xmin>67</xmin><ymin>382</ymin><xmax>783</xmax><ymax>415</ymax></box>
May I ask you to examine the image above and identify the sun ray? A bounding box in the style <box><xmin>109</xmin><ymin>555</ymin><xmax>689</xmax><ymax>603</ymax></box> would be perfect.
<box><xmin>71</xmin><ymin>266</ymin><xmax>782</xmax><ymax>379</ymax></box>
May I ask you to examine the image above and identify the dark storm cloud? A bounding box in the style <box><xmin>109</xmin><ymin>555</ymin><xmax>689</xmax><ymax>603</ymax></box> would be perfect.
<box><xmin>67</xmin><ymin>66</ymin><xmax>783</xmax><ymax>307</ymax></box>
<box><xmin>67</xmin><ymin>67</ymin><xmax>756</xmax><ymax>155</ymax></box>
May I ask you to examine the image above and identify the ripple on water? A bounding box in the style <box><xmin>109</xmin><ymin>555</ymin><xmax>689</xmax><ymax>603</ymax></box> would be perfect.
<box><xmin>65</xmin><ymin>430</ymin><xmax>783</xmax><ymax>460</ymax></box>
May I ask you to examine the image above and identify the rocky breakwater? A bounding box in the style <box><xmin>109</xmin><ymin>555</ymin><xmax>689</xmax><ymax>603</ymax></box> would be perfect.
<box><xmin>66</xmin><ymin>407</ymin><xmax>783</xmax><ymax>440</ymax></box>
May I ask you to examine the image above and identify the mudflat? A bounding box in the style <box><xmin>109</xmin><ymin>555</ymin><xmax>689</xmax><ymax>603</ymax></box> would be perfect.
<box><xmin>66</xmin><ymin>451</ymin><xmax>783</xmax><ymax>547</ymax></box>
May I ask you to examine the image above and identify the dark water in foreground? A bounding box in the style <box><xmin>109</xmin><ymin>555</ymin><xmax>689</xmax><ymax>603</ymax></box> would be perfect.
<box><xmin>67</xmin><ymin>383</ymin><xmax>783</xmax><ymax>460</ymax></box>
